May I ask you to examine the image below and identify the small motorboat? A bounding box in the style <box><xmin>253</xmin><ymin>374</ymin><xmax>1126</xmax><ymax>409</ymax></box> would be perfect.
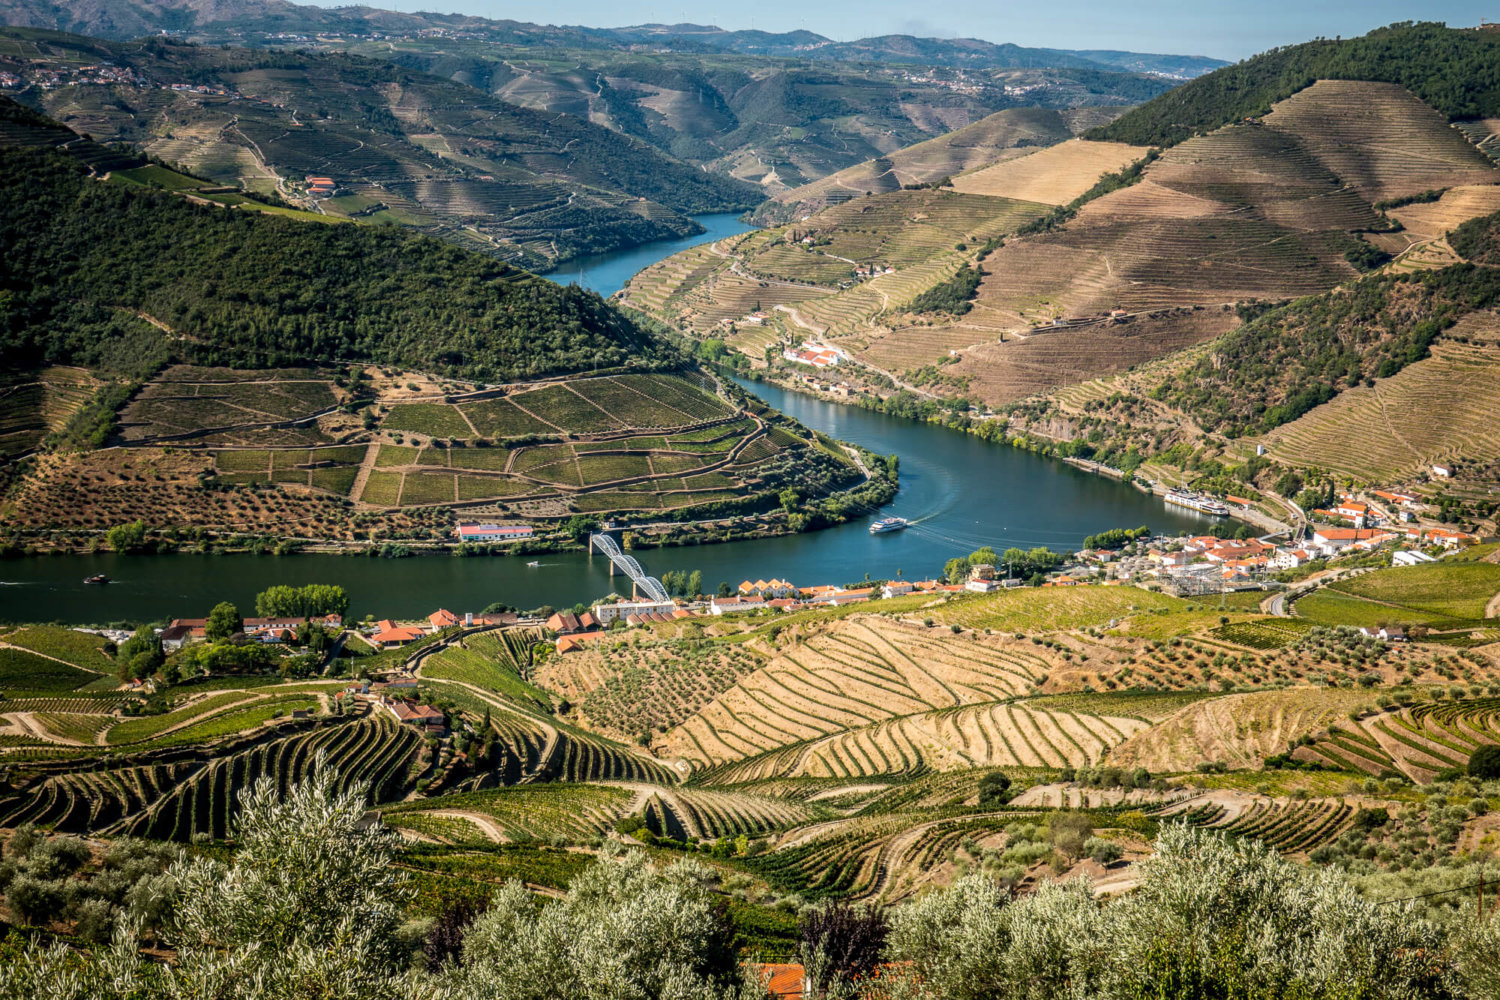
<box><xmin>526</xmin><ymin>560</ymin><xmax>540</xmax><ymax>568</ymax></box>
<box><xmin>84</xmin><ymin>574</ymin><xmax>110</xmax><ymax>585</ymax></box>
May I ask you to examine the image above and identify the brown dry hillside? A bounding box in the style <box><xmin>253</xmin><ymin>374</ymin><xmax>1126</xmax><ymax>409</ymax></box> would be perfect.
<box><xmin>762</xmin><ymin>107</ymin><xmax>1120</xmax><ymax>221</ymax></box>
<box><xmin>1262</xmin><ymin>80</ymin><xmax>1499</xmax><ymax>203</ymax></box>
<box><xmin>950</xmin><ymin>140</ymin><xmax>1148</xmax><ymax>205</ymax></box>
<box><xmin>962</xmin><ymin>81</ymin><xmax>1500</xmax><ymax>339</ymax></box>
<box><xmin>945</xmin><ymin>307</ymin><xmax>1237</xmax><ymax>406</ymax></box>
<box><xmin>656</xmin><ymin>616</ymin><xmax>1065</xmax><ymax>768</ymax></box>
<box><xmin>1106</xmin><ymin>687</ymin><xmax>1376</xmax><ymax>772</ymax></box>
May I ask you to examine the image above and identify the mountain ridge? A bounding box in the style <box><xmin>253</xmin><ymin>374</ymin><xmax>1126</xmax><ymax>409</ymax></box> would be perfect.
<box><xmin>0</xmin><ymin>0</ymin><xmax>1228</xmax><ymax>77</ymax></box>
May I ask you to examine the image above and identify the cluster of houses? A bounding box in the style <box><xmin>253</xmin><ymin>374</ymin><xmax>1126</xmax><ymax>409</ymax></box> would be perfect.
<box><xmin>5</xmin><ymin>63</ymin><xmax>150</xmax><ymax>90</ymax></box>
<box><xmin>159</xmin><ymin>613</ymin><xmax>344</xmax><ymax>649</ymax></box>
<box><xmin>1070</xmin><ymin>518</ymin><xmax>1480</xmax><ymax>592</ymax></box>
<box><xmin>304</xmin><ymin>175</ymin><xmax>337</xmax><ymax>198</ymax></box>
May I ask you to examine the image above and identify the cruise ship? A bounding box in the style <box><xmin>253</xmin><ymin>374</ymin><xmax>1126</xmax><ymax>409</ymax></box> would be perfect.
<box><xmin>869</xmin><ymin>516</ymin><xmax>910</xmax><ymax>534</ymax></box>
<box><xmin>1163</xmin><ymin>487</ymin><xmax>1231</xmax><ymax>517</ymax></box>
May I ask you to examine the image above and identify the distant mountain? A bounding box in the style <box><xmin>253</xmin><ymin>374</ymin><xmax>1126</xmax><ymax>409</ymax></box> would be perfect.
<box><xmin>0</xmin><ymin>0</ymin><xmax>1228</xmax><ymax>77</ymax></box>
<box><xmin>0</xmin><ymin>28</ymin><xmax>760</xmax><ymax>268</ymax></box>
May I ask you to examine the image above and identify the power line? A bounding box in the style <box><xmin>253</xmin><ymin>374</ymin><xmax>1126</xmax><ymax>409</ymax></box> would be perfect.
<box><xmin>1374</xmin><ymin>878</ymin><xmax>1499</xmax><ymax>906</ymax></box>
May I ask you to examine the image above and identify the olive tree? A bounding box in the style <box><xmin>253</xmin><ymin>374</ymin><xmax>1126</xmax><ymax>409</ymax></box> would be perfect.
<box><xmin>0</xmin><ymin>754</ymin><xmax>426</xmax><ymax>1000</ymax></box>
<box><xmin>883</xmin><ymin>875</ymin><xmax>1106</xmax><ymax>1000</ymax></box>
<box><xmin>449</xmin><ymin>846</ymin><xmax>759</xmax><ymax>1000</ymax></box>
<box><xmin>1102</xmin><ymin>824</ymin><xmax>1449</xmax><ymax>1000</ymax></box>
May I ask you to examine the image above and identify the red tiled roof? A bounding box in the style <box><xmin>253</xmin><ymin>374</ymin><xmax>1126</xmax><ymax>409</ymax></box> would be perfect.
<box><xmin>760</xmin><ymin>964</ymin><xmax>804</xmax><ymax>998</ymax></box>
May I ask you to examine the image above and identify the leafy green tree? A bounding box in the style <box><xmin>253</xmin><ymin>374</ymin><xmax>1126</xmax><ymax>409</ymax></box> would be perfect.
<box><xmin>968</xmin><ymin>546</ymin><xmax>999</xmax><ymax>568</ymax></box>
<box><xmin>255</xmin><ymin>584</ymin><xmax>350</xmax><ymax>618</ymax></box>
<box><xmin>687</xmin><ymin>571</ymin><xmax>703</xmax><ymax>598</ymax></box>
<box><xmin>204</xmin><ymin>601</ymin><xmax>241</xmax><ymax>641</ymax></box>
<box><xmin>105</xmin><ymin>520</ymin><xmax>147</xmax><ymax>553</ymax></box>
<box><xmin>977</xmin><ymin>771</ymin><xmax>1013</xmax><ymax>807</ymax></box>
<box><xmin>116</xmin><ymin>626</ymin><xmax>163</xmax><ymax>681</ymax></box>
<box><xmin>1468</xmin><ymin>744</ymin><xmax>1500</xmax><ymax>780</ymax></box>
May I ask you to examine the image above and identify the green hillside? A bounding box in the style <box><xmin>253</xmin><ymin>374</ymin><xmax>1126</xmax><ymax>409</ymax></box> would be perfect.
<box><xmin>0</xmin><ymin>143</ymin><xmax>668</xmax><ymax>382</ymax></box>
<box><xmin>1451</xmin><ymin>209</ymin><xmax>1500</xmax><ymax>265</ymax></box>
<box><xmin>1092</xmin><ymin>22</ymin><xmax>1500</xmax><ymax>147</ymax></box>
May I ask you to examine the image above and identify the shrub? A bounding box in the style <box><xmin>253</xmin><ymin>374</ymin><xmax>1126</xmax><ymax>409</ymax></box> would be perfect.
<box><xmin>1469</xmin><ymin>745</ymin><xmax>1500</xmax><ymax>781</ymax></box>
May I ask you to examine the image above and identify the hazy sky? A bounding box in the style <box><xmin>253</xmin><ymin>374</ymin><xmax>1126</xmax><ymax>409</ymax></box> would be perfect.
<box><xmin>317</xmin><ymin>0</ymin><xmax>1494</xmax><ymax>59</ymax></box>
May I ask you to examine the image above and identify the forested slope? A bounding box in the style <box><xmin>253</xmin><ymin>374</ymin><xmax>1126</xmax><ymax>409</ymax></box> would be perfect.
<box><xmin>0</xmin><ymin>144</ymin><xmax>672</xmax><ymax>382</ymax></box>
<box><xmin>1092</xmin><ymin>22</ymin><xmax>1500</xmax><ymax>147</ymax></box>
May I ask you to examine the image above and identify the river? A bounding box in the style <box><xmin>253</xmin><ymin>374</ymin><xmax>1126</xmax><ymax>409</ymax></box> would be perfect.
<box><xmin>0</xmin><ymin>217</ymin><xmax>1213</xmax><ymax>624</ymax></box>
<box><xmin>546</xmin><ymin>213</ymin><xmax>756</xmax><ymax>297</ymax></box>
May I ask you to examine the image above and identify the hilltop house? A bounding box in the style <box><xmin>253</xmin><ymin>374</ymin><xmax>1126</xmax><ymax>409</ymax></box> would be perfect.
<box><xmin>556</xmin><ymin>632</ymin><xmax>606</xmax><ymax>654</ymax></box>
<box><xmin>384</xmin><ymin>699</ymin><xmax>447</xmax><ymax>734</ymax></box>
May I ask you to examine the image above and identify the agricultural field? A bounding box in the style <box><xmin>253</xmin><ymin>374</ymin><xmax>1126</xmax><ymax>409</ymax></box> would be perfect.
<box><xmin>950</xmin><ymin>140</ymin><xmax>1147</xmax><ymax>204</ymax></box>
<box><xmin>383</xmin><ymin>784</ymin><xmax>633</xmax><ymax>843</ymax></box>
<box><xmin>1295</xmin><ymin>696</ymin><xmax>1500</xmax><ymax>780</ymax></box>
<box><xmin>4</xmin><ymin>556</ymin><xmax>1500</xmax><ymax>924</ymax></box>
<box><xmin>0</xmin><ymin>366</ymin><xmax>98</xmax><ymax>459</ymax></box>
<box><xmin>1108</xmin><ymin>687</ymin><xmax>1381</xmax><ymax>772</ymax></box>
<box><xmin>4</xmin><ymin>356</ymin><xmax>848</xmax><ymax>536</ymax></box>
<box><xmin>1294</xmin><ymin>562</ymin><xmax>1500</xmax><ymax>632</ymax></box>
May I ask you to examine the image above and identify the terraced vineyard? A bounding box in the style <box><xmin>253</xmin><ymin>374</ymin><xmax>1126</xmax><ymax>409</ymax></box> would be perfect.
<box><xmin>1158</xmin><ymin>795</ymin><xmax>1355</xmax><ymax>854</ymax></box>
<box><xmin>1261</xmin><ymin>331</ymin><xmax>1500</xmax><ymax>484</ymax></box>
<box><xmin>535</xmin><ymin>639</ymin><xmax>766</xmax><ymax>743</ymax></box>
<box><xmin>0</xmin><ymin>365</ymin><xmax>98</xmax><ymax>459</ymax></box>
<box><xmin>657</xmin><ymin>618</ymin><xmax>1049</xmax><ymax>768</ymax></box>
<box><xmin>1261</xmin><ymin>81</ymin><xmax>1499</xmax><ymax>203</ymax></box>
<box><xmin>692</xmin><ymin>699</ymin><xmax>1148</xmax><ymax>783</ymax></box>
<box><xmin>1300</xmin><ymin>698</ymin><xmax>1500</xmax><ymax>779</ymax></box>
<box><xmin>1107</xmin><ymin>687</ymin><xmax>1379</xmax><ymax>773</ymax></box>
<box><xmin>950</xmin><ymin>141</ymin><xmax>1148</xmax><ymax>205</ymax></box>
<box><xmin>0</xmin><ymin>713</ymin><xmax>426</xmax><ymax>839</ymax></box>
<box><xmin>382</xmin><ymin>783</ymin><xmax>633</xmax><ymax>843</ymax></box>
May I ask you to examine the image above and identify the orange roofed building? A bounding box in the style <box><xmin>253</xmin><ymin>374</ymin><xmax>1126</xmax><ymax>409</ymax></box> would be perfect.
<box><xmin>371</xmin><ymin>620</ymin><xmax>426</xmax><ymax>649</ymax></box>
<box><xmin>556</xmin><ymin>632</ymin><xmax>606</xmax><ymax>654</ymax></box>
